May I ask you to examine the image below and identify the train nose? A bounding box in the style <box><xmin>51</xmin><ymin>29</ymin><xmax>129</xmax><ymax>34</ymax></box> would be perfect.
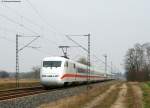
<box><xmin>40</xmin><ymin>74</ymin><xmax>63</xmax><ymax>86</ymax></box>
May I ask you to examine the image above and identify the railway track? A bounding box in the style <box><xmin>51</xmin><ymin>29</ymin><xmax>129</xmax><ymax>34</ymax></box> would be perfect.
<box><xmin>0</xmin><ymin>81</ymin><xmax>113</xmax><ymax>101</ymax></box>
<box><xmin>0</xmin><ymin>85</ymin><xmax>80</xmax><ymax>101</ymax></box>
<box><xmin>0</xmin><ymin>86</ymin><xmax>48</xmax><ymax>101</ymax></box>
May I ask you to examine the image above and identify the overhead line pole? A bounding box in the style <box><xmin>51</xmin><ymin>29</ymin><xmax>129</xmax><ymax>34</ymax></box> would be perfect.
<box><xmin>1</xmin><ymin>0</ymin><xmax>21</xmax><ymax>88</ymax></box>
<box><xmin>86</xmin><ymin>34</ymin><xmax>90</xmax><ymax>83</ymax></box>
<box><xmin>104</xmin><ymin>54</ymin><xmax>107</xmax><ymax>77</ymax></box>
<box><xmin>16</xmin><ymin>34</ymin><xmax>19</xmax><ymax>88</ymax></box>
<box><xmin>16</xmin><ymin>34</ymin><xmax>40</xmax><ymax>88</ymax></box>
<box><xmin>66</xmin><ymin>34</ymin><xmax>90</xmax><ymax>90</ymax></box>
<box><xmin>111</xmin><ymin>61</ymin><xmax>113</xmax><ymax>79</ymax></box>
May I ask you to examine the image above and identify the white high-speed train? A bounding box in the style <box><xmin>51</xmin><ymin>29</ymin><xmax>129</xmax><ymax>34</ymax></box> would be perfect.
<box><xmin>40</xmin><ymin>57</ymin><xmax>111</xmax><ymax>87</ymax></box>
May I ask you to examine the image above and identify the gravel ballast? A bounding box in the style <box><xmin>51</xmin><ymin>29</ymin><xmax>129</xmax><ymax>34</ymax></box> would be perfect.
<box><xmin>0</xmin><ymin>81</ymin><xmax>112</xmax><ymax>108</ymax></box>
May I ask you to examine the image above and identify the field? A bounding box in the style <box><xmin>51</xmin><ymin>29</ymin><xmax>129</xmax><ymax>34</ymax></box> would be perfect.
<box><xmin>0</xmin><ymin>78</ymin><xmax>40</xmax><ymax>90</ymax></box>
<box><xmin>1</xmin><ymin>79</ymin><xmax>150</xmax><ymax>108</ymax></box>
<box><xmin>39</xmin><ymin>81</ymin><xmax>148</xmax><ymax>108</ymax></box>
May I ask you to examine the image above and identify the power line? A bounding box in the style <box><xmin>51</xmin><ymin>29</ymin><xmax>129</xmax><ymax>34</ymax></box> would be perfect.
<box><xmin>0</xmin><ymin>36</ymin><xmax>16</xmax><ymax>44</ymax></box>
<box><xmin>0</xmin><ymin>21</ymin><xmax>58</xmax><ymax>55</ymax></box>
<box><xmin>0</xmin><ymin>14</ymin><xmax>39</xmax><ymax>35</ymax></box>
<box><xmin>18</xmin><ymin>35</ymin><xmax>40</xmax><ymax>52</ymax></box>
<box><xmin>2</xmin><ymin>4</ymin><xmax>43</xmax><ymax>30</ymax></box>
<box><xmin>1</xmin><ymin>0</ymin><xmax>118</xmax><ymax>74</ymax></box>
<box><xmin>0</xmin><ymin>26</ymin><xmax>19</xmax><ymax>33</ymax></box>
<box><xmin>0</xmin><ymin>34</ymin><xmax>51</xmax><ymax>55</ymax></box>
<box><xmin>0</xmin><ymin>0</ymin><xmax>54</xmax><ymax>56</ymax></box>
<box><xmin>24</xmin><ymin>1</ymin><xmax>116</xmax><ymax>72</ymax></box>
<box><xmin>66</xmin><ymin>34</ymin><xmax>117</xmax><ymax>73</ymax></box>
<box><xmin>1</xmin><ymin>2</ymin><xmax>63</xmax><ymax>46</ymax></box>
<box><xmin>25</xmin><ymin>0</ymin><xmax>65</xmax><ymax>37</ymax></box>
<box><xmin>66</xmin><ymin>35</ymin><xmax>105</xmax><ymax>64</ymax></box>
<box><xmin>0</xmin><ymin>35</ymin><xmax>51</xmax><ymax>55</ymax></box>
<box><xmin>0</xmin><ymin>18</ymin><xmax>58</xmax><ymax>47</ymax></box>
<box><xmin>66</xmin><ymin>35</ymin><xmax>88</xmax><ymax>52</ymax></box>
<box><xmin>2</xmin><ymin>4</ymin><xmax>62</xmax><ymax>46</ymax></box>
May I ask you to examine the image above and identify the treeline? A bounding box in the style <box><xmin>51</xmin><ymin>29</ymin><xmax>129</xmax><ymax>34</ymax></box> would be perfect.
<box><xmin>19</xmin><ymin>66</ymin><xmax>40</xmax><ymax>79</ymax></box>
<box><xmin>0</xmin><ymin>66</ymin><xmax>40</xmax><ymax>79</ymax></box>
<box><xmin>0</xmin><ymin>70</ymin><xmax>10</xmax><ymax>78</ymax></box>
<box><xmin>77</xmin><ymin>57</ymin><xmax>91</xmax><ymax>66</ymax></box>
<box><xmin>125</xmin><ymin>43</ymin><xmax>150</xmax><ymax>81</ymax></box>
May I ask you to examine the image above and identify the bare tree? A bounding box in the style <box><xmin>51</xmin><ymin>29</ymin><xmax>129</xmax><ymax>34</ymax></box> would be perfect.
<box><xmin>125</xmin><ymin>43</ymin><xmax>150</xmax><ymax>81</ymax></box>
<box><xmin>31</xmin><ymin>66</ymin><xmax>40</xmax><ymax>79</ymax></box>
<box><xmin>77</xmin><ymin>57</ymin><xmax>90</xmax><ymax>66</ymax></box>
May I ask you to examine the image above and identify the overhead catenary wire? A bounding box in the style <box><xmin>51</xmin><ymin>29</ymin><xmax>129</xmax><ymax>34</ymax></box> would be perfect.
<box><xmin>0</xmin><ymin>11</ymin><xmax>58</xmax><ymax>45</ymax></box>
<box><xmin>1</xmin><ymin>4</ymin><xmax>44</xmax><ymax>30</ymax></box>
<box><xmin>25</xmin><ymin>0</ymin><xmax>66</xmax><ymax>37</ymax></box>
<box><xmin>25</xmin><ymin>0</ymin><xmax>116</xmax><ymax>71</ymax></box>
<box><xmin>0</xmin><ymin>26</ymin><xmax>18</xmax><ymax>33</ymax></box>
<box><xmin>67</xmin><ymin>35</ymin><xmax>118</xmax><ymax>72</ymax></box>
<box><xmin>0</xmin><ymin>34</ymin><xmax>52</xmax><ymax>55</ymax></box>
<box><xmin>0</xmin><ymin>27</ymin><xmax>57</xmax><ymax>55</ymax></box>
<box><xmin>0</xmin><ymin>36</ymin><xmax>16</xmax><ymax>44</ymax></box>
<box><xmin>0</xmin><ymin>14</ymin><xmax>39</xmax><ymax>35</ymax></box>
<box><xmin>66</xmin><ymin>35</ymin><xmax>105</xmax><ymax>64</ymax></box>
<box><xmin>1</xmin><ymin>2</ymin><xmax>62</xmax><ymax>46</ymax></box>
<box><xmin>18</xmin><ymin>35</ymin><xmax>40</xmax><ymax>52</ymax></box>
<box><xmin>1</xmin><ymin>0</ymin><xmax>118</xmax><ymax>72</ymax></box>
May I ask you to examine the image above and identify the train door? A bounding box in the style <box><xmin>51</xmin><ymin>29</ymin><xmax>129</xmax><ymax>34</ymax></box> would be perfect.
<box><xmin>74</xmin><ymin>64</ymin><xmax>77</xmax><ymax>81</ymax></box>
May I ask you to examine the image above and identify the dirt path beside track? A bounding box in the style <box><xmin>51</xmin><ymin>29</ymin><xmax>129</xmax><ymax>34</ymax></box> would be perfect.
<box><xmin>39</xmin><ymin>81</ymin><xmax>144</xmax><ymax>108</ymax></box>
<box><xmin>83</xmin><ymin>84</ymin><xmax>117</xmax><ymax>108</ymax></box>
<box><xmin>110</xmin><ymin>83</ymin><xmax>127</xmax><ymax>108</ymax></box>
<box><xmin>129</xmin><ymin>82</ymin><xmax>143</xmax><ymax>108</ymax></box>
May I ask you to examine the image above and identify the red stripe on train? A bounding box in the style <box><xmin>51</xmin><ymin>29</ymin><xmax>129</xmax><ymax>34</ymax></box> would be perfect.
<box><xmin>60</xmin><ymin>74</ymin><xmax>105</xmax><ymax>79</ymax></box>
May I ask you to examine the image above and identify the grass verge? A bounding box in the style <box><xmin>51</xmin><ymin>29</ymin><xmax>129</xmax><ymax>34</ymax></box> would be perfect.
<box><xmin>140</xmin><ymin>82</ymin><xmax>150</xmax><ymax>108</ymax></box>
<box><xmin>39</xmin><ymin>81</ymin><xmax>119</xmax><ymax>108</ymax></box>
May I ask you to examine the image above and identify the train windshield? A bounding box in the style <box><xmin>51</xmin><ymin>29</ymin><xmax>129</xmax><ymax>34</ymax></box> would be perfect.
<box><xmin>43</xmin><ymin>61</ymin><xmax>62</xmax><ymax>67</ymax></box>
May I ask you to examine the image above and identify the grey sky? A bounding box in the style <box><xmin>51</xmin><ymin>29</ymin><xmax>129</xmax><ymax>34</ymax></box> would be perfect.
<box><xmin>0</xmin><ymin>0</ymin><xmax>150</xmax><ymax>73</ymax></box>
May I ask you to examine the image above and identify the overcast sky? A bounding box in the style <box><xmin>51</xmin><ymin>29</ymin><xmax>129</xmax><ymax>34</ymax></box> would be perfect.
<box><xmin>0</xmin><ymin>0</ymin><xmax>150</xmax><ymax>73</ymax></box>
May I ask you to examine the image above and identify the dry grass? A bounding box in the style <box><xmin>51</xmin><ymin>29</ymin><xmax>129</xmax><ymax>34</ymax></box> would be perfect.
<box><xmin>93</xmin><ymin>83</ymin><xmax>122</xmax><ymax>108</ymax></box>
<box><xmin>0</xmin><ymin>78</ymin><xmax>40</xmax><ymax>90</ymax></box>
<box><xmin>39</xmin><ymin>82</ymin><xmax>118</xmax><ymax>108</ymax></box>
<box><xmin>39</xmin><ymin>81</ymin><xmax>145</xmax><ymax>108</ymax></box>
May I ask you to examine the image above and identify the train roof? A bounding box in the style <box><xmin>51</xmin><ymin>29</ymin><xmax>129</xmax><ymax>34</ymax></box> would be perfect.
<box><xmin>42</xmin><ymin>56</ymin><xmax>107</xmax><ymax>73</ymax></box>
<box><xmin>42</xmin><ymin>56</ymin><xmax>84</xmax><ymax>66</ymax></box>
<box><xmin>42</xmin><ymin>56</ymin><xmax>67</xmax><ymax>61</ymax></box>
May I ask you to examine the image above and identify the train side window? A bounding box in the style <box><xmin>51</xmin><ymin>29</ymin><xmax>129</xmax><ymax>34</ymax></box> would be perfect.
<box><xmin>73</xmin><ymin>64</ymin><xmax>76</xmax><ymax>69</ymax></box>
<box><xmin>64</xmin><ymin>61</ymin><xmax>68</xmax><ymax>68</ymax></box>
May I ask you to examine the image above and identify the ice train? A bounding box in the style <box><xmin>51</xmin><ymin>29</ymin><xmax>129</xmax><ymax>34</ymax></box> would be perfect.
<box><xmin>40</xmin><ymin>57</ymin><xmax>112</xmax><ymax>87</ymax></box>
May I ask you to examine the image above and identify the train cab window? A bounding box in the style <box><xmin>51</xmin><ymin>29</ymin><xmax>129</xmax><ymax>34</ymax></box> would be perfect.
<box><xmin>43</xmin><ymin>61</ymin><xmax>62</xmax><ymax>67</ymax></box>
<box><xmin>64</xmin><ymin>61</ymin><xmax>68</xmax><ymax>68</ymax></box>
